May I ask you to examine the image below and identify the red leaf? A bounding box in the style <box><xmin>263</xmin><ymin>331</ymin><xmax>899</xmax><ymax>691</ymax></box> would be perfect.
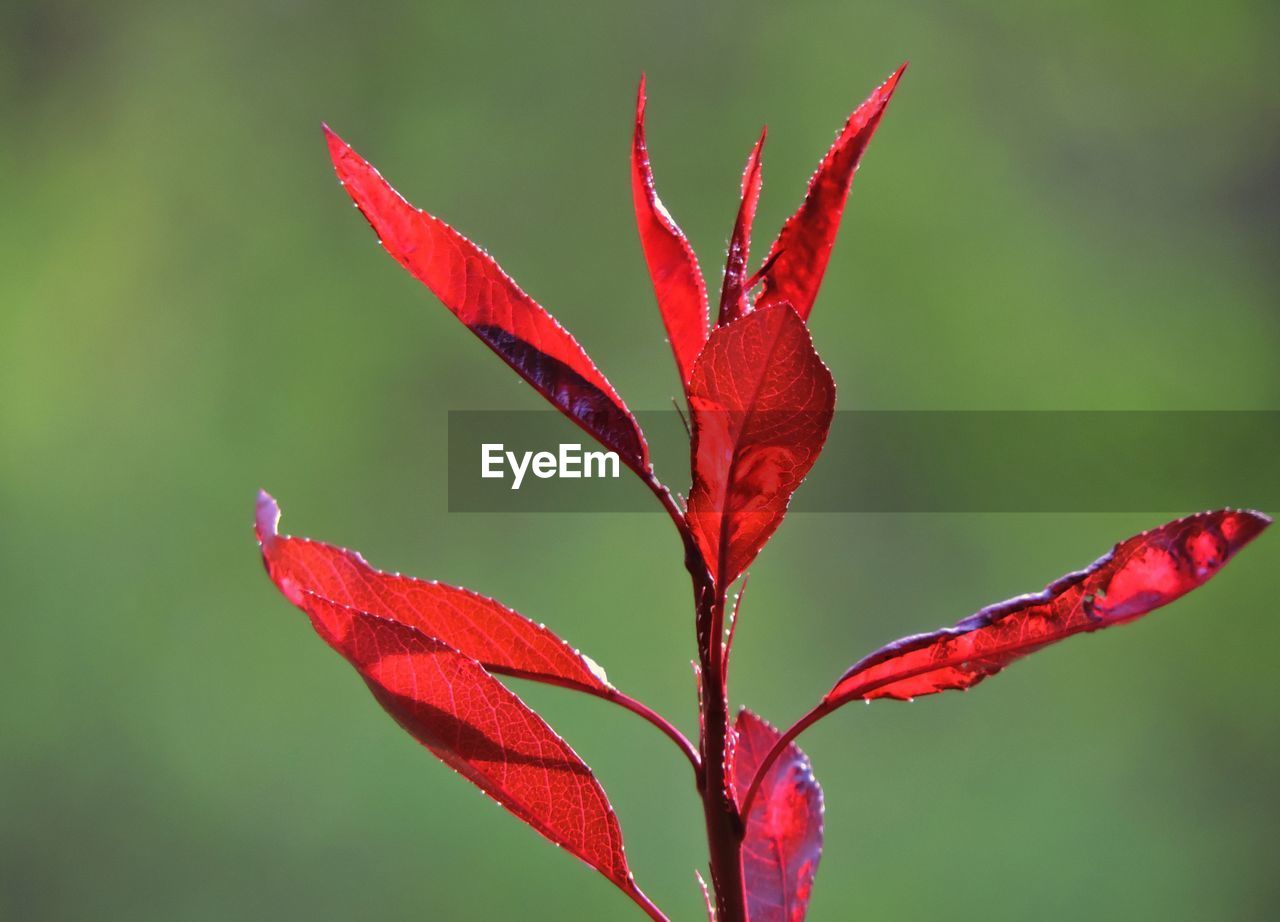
<box><xmin>694</xmin><ymin>870</ymin><xmax>716</xmax><ymax>921</ymax></box>
<box><xmin>325</xmin><ymin>125</ymin><xmax>649</xmax><ymax>475</ymax></box>
<box><xmin>716</xmin><ymin>128</ymin><xmax>767</xmax><ymax>327</ymax></box>
<box><xmin>827</xmin><ymin>509</ymin><xmax>1271</xmax><ymax>705</ymax></box>
<box><xmin>754</xmin><ymin>64</ymin><xmax>906</xmax><ymax>321</ymax></box>
<box><xmin>687</xmin><ymin>304</ymin><xmax>836</xmax><ymax>588</ymax></box>
<box><xmin>255</xmin><ymin>491</ymin><xmax>609</xmax><ymax>694</ymax></box>
<box><xmin>288</xmin><ymin>590</ymin><xmax>661</xmax><ymax>917</ymax></box>
<box><xmin>732</xmin><ymin>710</ymin><xmax>823</xmax><ymax>922</ymax></box>
<box><xmin>631</xmin><ymin>77</ymin><xmax>710</xmax><ymax>386</ymax></box>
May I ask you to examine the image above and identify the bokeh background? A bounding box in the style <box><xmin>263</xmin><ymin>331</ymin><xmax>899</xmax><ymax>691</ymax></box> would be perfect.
<box><xmin>3</xmin><ymin>1</ymin><xmax>1278</xmax><ymax>919</ymax></box>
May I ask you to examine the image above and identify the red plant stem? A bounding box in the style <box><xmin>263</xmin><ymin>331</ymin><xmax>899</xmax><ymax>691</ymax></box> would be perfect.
<box><xmin>607</xmin><ymin>688</ymin><xmax>701</xmax><ymax>777</ymax></box>
<box><xmin>643</xmin><ymin>471</ymin><xmax>748</xmax><ymax>922</ymax></box>
<box><xmin>699</xmin><ymin>590</ymin><xmax>748</xmax><ymax>921</ymax></box>
<box><xmin>631</xmin><ymin>887</ymin><xmax>671</xmax><ymax>922</ymax></box>
<box><xmin>739</xmin><ymin>700</ymin><xmax>834</xmax><ymax>819</ymax></box>
<box><xmin>498</xmin><ymin>667</ymin><xmax>700</xmax><ymax>778</ymax></box>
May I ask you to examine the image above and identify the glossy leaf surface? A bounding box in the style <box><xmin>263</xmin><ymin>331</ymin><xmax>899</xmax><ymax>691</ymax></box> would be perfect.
<box><xmin>716</xmin><ymin>129</ymin><xmax>766</xmax><ymax>327</ymax></box>
<box><xmin>325</xmin><ymin>126</ymin><xmax>649</xmax><ymax>474</ymax></box>
<box><xmin>256</xmin><ymin>491</ymin><xmax>609</xmax><ymax>694</ymax></box>
<box><xmin>687</xmin><ymin>304</ymin><xmax>835</xmax><ymax>588</ymax></box>
<box><xmin>828</xmin><ymin>509</ymin><xmax>1270</xmax><ymax>705</ymax></box>
<box><xmin>631</xmin><ymin>77</ymin><xmax>709</xmax><ymax>385</ymax></box>
<box><xmin>732</xmin><ymin>710</ymin><xmax>823</xmax><ymax>922</ymax></box>
<box><xmin>755</xmin><ymin>64</ymin><xmax>905</xmax><ymax>320</ymax></box>
<box><xmin>280</xmin><ymin>589</ymin><xmax>657</xmax><ymax>914</ymax></box>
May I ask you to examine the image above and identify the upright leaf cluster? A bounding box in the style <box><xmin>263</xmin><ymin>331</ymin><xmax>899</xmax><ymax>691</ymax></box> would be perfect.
<box><xmin>258</xmin><ymin>67</ymin><xmax>1269</xmax><ymax>921</ymax></box>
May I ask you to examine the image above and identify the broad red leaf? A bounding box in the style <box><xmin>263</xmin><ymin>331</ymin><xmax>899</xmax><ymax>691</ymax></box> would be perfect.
<box><xmin>255</xmin><ymin>491</ymin><xmax>609</xmax><ymax>694</ymax></box>
<box><xmin>755</xmin><ymin>64</ymin><xmax>906</xmax><ymax>321</ymax></box>
<box><xmin>827</xmin><ymin>509</ymin><xmax>1271</xmax><ymax>705</ymax></box>
<box><xmin>284</xmin><ymin>590</ymin><xmax>660</xmax><ymax>917</ymax></box>
<box><xmin>732</xmin><ymin>709</ymin><xmax>823</xmax><ymax>922</ymax></box>
<box><xmin>716</xmin><ymin>129</ymin><xmax>766</xmax><ymax>327</ymax></box>
<box><xmin>631</xmin><ymin>76</ymin><xmax>709</xmax><ymax>386</ymax></box>
<box><xmin>325</xmin><ymin>126</ymin><xmax>649</xmax><ymax>475</ymax></box>
<box><xmin>687</xmin><ymin>303</ymin><xmax>836</xmax><ymax>588</ymax></box>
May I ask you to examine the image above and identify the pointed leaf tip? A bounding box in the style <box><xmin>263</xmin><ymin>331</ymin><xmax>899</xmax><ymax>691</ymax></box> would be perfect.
<box><xmin>717</xmin><ymin>128</ymin><xmax>767</xmax><ymax>326</ymax></box>
<box><xmin>754</xmin><ymin>63</ymin><xmax>906</xmax><ymax>321</ymax></box>
<box><xmin>322</xmin><ymin>123</ymin><xmax>347</xmax><ymax>162</ymax></box>
<box><xmin>631</xmin><ymin>79</ymin><xmax>709</xmax><ymax>388</ymax></box>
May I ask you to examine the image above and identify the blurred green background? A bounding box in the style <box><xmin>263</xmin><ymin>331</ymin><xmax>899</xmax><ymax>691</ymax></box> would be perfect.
<box><xmin>2</xmin><ymin>1</ymin><xmax>1277</xmax><ymax>919</ymax></box>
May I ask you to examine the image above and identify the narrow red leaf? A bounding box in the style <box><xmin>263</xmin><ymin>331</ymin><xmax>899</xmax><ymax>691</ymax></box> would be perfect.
<box><xmin>631</xmin><ymin>76</ymin><xmax>710</xmax><ymax>386</ymax></box>
<box><xmin>256</xmin><ymin>491</ymin><xmax>609</xmax><ymax>694</ymax></box>
<box><xmin>687</xmin><ymin>303</ymin><xmax>836</xmax><ymax>588</ymax></box>
<box><xmin>732</xmin><ymin>709</ymin><xmax>823</xmax><ymax>922</ymax></box>
<box><xmin>695</xmin><ymin>869</ymin><xmax>716</xmax><ymax>921</ymax></box>
<box><xmin>325</xmin><ymin>125</ymin><xmax>649</xmax><ymax>475</ymax></box>
<box><xmin>287</xmin><ymin>590</ymin><xmax>662</xmax><ymax>918</ymax></box>
<box><xmin>716</xmin><ymin>128</ymin><xmax>767</xmax><ymax>327</ymax></box>
<box><xmin>754</xmin><ymin>64</ymin><xmax>906</xmax><ymax>321</ymax></box>
<box><xmin>827</xmin><ymin>509</ymin><xmax>1271</xmax><ymax>705</ymax></box>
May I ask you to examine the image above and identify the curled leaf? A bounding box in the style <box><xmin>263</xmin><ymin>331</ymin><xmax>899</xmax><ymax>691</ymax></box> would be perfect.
<box><xmin>687</xmin><ymin>304</ymin><xmax>836</xmax><ymax>588</ymax></box>
<box><xmin>755</xmin><ymin>64</ymin><xmax>906</xmax><ymax>320</ymax></box>
<box><xmin>325</xmin><ymin>125</ymin><xmax>649</xmax><ymax>475</ymax></box>
<box><xmin>632</xmin><ymin>77</ymin><xmax>709</xmax><ymax>386</ymax></box>
<box><xmin>827</xmin><ymin>509</ymin><xmax>1271</xmax><ymax>705</ymax></box>
<box><xmin>732</xmin><ymin>709</ymin><xmax>823</xmax><ymax>922</ymax></box>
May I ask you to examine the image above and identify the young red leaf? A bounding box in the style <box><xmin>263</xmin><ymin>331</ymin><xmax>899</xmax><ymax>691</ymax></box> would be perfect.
<box><xmin>287</xmin><ymin>590</ymin><xmax>664</xmax><ymax>919</ymax></box>
<box><xmin>716</xmin><ymin>129</ymin><xmax>766</xmax><ymax>327</ymax></box>
<box><xmin>255</xmin><ymin>491</ymin><xmax>609</xmax><ymax>694</ymax></box>
<box><xmin>732</xmin><ymin>709</ymin><xmax>823</xmax><ymax>922</ymax></box>
<box><xmin>687</xmin><ymin>303</ymin><xmax>836</xmax><ymax>588</ymax></box>
<box><xmin>827</xmin><ymin>509</ymin><xmax>1271</xmax><ymax>705</ymax></box>
<box><xmin>325</xmin><ymin>126</ymin><xmax>650</xmax><ymax>475</ymax></box>
<box><xmin>694</xmin><ymin>870</ymin><xmax>716</xmax><ymax>921</ymax></box>
<box><xmin>755</xmin><ymin>64</ymin><xmax>906</xmax><ymax>321</ymax></box>
<box><xmin>632</xmin><ymin>77</ymin><xmax>709</xmax><ymax>386</ymax></box>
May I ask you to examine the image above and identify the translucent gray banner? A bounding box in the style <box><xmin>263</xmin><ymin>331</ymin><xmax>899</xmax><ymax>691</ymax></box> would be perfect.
<box><xmin>447</xmin><ymin>411</ymin><xmax>1279</xmax><ymax>513</ymax></box>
